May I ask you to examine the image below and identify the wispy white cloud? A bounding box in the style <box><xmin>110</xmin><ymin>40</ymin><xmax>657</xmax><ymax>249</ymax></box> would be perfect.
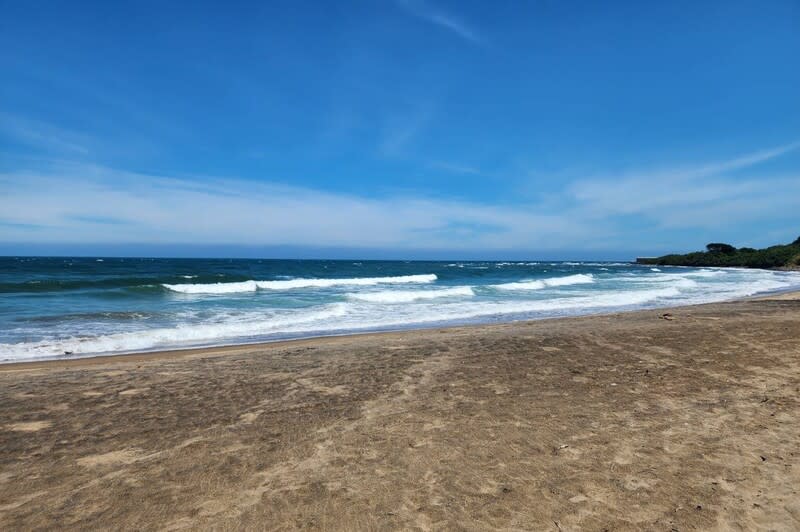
<box><xmin>378</xmin><ymin>106</ymin><xmax>434</xmax><ymax>157</ymax></box>
<box><xmin>1</xmin><ymin>142</ymin><xmax>798</xmax><ymax>253</ymax></box>
<box><xmin>685</xmin><ymin>141</ymin><xmax>800</xmax><ymax>178</ymax></box>
<box><xmin>568</xmin><ymin>141</ymin><xmax>800</xmax><ymax>223</ymax></box>
<box><xmin>0</xmin><ymin>112</ymin><xmax>91</xmax><ymax>155</ymax></box>
<box><xmin>0</xmin><ymin>162</ymin><xmax>587</xmax><ymax>250</ymax></box>
<box><xmin>3</xmin><ymin>62</ymin><xmax>188</xmax><ymax>140</ymax></box>
<box><xmin>610</xmin><ymin>140</ymin><xmax>800</xmax><ymax>185</ymax></box>
<box><xmin>395</xmin><ymin>0</ymin><xmax>483</xmax><ymax>44</ymax></box>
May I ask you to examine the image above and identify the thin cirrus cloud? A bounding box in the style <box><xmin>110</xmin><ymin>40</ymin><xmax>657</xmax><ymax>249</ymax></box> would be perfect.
<box><xmin>1</xmin><ymin>142</ymin><xmax>798</xmax><ymax>252</ymax></box>
<box><xmin>0</xmin><ymin>112</ymin><xmax>91</xmax><ymax>155</ymax></box>
<box><xmin>378</xmin><ymin>105</ymin><xmax>435</xmax><ymax>157</ymax></box>
<box><xmin>0</xmin><ymin>163</ymin><xmax>587</xmax><ymax>250</ymax></box>
<box><xmin>568</xmin><ymin>140</ymin><xmax>800</xmax><ymax>226</ymax></box>
<box><xmin>395</xmin><ymin>0</ymin><xmax>483</xmax><ymax>44</ymax></box>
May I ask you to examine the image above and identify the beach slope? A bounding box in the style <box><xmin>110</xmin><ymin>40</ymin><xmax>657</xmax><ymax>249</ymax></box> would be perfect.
<box><xmin>2</xmin><ymin>294</ymin><xmax>799</xmax><ymax>530</ymax></box>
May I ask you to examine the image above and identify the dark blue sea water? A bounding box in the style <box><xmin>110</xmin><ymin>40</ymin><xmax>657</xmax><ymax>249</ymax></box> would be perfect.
<box><xmin>2</xmin><ymin>257</ymin><xmax>799</xmax><ymax>361</ymax></box>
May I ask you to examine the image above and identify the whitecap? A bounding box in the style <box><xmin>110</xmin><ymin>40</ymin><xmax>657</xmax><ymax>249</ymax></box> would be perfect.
<box><xmin>348</xmin><ymin>286</ymin><xmax>474</xmax><ymax>303</ymax></box>
<box><xmin>163</xmin><ymin>274</ymin><xmax>438</xmax><ymax>294</ymax></box>
<box><xmin>255</xmin><ymin>274</ymin><xmax>437</xmax><ymax>290</ymax></box>
<box><xmin>163</xmin><ymin>281</ymin><xmax>259</xmax><ymax>294</ymax></box>
<box><xmin>494</xmin><ymin>273</ymin><xmax>595</xmax><ymax>291</ymax></box>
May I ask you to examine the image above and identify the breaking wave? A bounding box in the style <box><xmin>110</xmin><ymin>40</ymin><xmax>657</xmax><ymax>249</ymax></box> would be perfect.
<box><xmin>5</xmin><ymin>257</ymin><xmax>800</xmax><ymax>362</ymax></box>
<box><xmin>347</xmin><ymin>286</ymin><xmax>474</xmax><ymax>303</ymax></box>
<box><xmin>0</xmin><ymin>285</ymin><xmax>685</xmax><ymax>361</ymax></box>
<box><xmin>163</xmin><ymin>280</ymin><xmax>259</xmax><ymax>294</ymax></box>
<box><xmin>493</xmin><ymin>273</ymin><xmax>595</xmax><ymax>291</ymax></box>
<box><xmin>163</xmin><ymin>274</ymin><xmax>438</xmax><ymax>294</ymax></box>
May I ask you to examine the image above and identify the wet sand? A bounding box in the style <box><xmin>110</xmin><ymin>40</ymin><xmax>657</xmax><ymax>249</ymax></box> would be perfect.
<box><xmin>2</xmin><ymin>294</ymin><xmax>799</xmax><ymax>530</ymax></box>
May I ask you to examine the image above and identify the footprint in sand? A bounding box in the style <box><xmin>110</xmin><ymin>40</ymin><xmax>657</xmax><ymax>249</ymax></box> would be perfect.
<box><xmin>77</xmin><ymin>449</ymin><xmax>143</xmax><ymax>467</ymax></box>
<box><xmin>119</xmin><ymin>388</ymin><xmax>149</xmax><ymax>396</ymax></box>
<box><xmin>6</xmin><ymin>421</ymin><xmax>51</xmax><ymax>432</ymax></box>
<box><xmin>239</xmin><ymin>410</ymin><xmax>263</xmax><ymax>424</ymax></box>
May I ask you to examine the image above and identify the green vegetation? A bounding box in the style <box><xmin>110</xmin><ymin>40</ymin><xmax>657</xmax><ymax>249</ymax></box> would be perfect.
<box><xmin>637</xmin><ymin>237</ymin><xmax>800</xmax><ymax>269</ymax></box>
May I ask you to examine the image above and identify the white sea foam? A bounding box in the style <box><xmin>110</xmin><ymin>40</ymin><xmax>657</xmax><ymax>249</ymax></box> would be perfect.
<box><xmin>0</xmin><ymin>285</ymin><xmax>685</xmax><ymax>360</ymax></box>
<box><xmin>494</xmin><ymin>280</ymin><xmax>546</xmax><ymax>290</ymax></box>
<box><xmin>2</xmin><ymin>304</ymin><xmax>350</xmax><ymax>361</ymax></box>
<box><xmin>254</xmin><ymin>274</ymin><xmax>437</xmax><ymax>289</ymax></box>
<box><xmin>673</xmin><ymin>278</ymin><xmax>699</xmax><ymax>289</ymax></box>
<box><xmin>685</xmin><ymin>269</ymin><xmax>726</xmax><ymax>278</ymax></box>
<box><xmin>629</xmin><ymin>273</ymin><xmax>698</xmax><ymax>290</ymax></box>
<box><xmin>163</xmin><ymin>280</ymin><xmax>259</xmax><ymax>294</ymax></box>
<box><xmin>582</xmin><ymin>262</ymin><xmax>631</xmax><ymax>267</ymax></box>
<box><xmin>163</xmin><ymin>274</ymin><xmax>437</xmax><ymax>294</ymax></box>
<box><xmin>494</xmin><ymin>273</ymin><xmax>595</xmax><ymax>291</ymax></box>
<box><xmin>5</xmin><ymin>268</ymin><xmax>800</xmax><ymax>362</ymax></box>
<box><xmin>650</xmin><ymin>268</ymin><xmax>661</xmax><ymax>272</ymax></box>
<box><xmin>348</xmin><ymin>286</ymin><xmax>474</xmax><ymax>303</ymax></box>
<box><xmin>0</xmin><ymin>292</ymin><xmax>637</xmax><ymax>360</ymax></box>
<box><xmin>546</xmin><ymin>273</ymin><xmax>595</xmax><ymax>286</ymax></box>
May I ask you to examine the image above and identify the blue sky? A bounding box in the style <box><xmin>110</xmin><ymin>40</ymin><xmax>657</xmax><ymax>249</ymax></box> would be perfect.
<box><xmin>1</xmin><ymin>0</ymin><xmax>799</xmax><ymax>259</ymax></box>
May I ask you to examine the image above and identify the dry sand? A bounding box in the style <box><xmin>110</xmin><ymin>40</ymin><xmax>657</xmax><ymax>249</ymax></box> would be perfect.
<box><xmin>1</xmin><ymin>294</ymin><xmax>799</xmax><ymax>530</ymax></box>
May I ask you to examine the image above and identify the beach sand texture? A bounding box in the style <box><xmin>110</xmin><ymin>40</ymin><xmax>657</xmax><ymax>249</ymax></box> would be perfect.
<box><xmin>1</xmin><ymin>294</ymin><xmax>799</xmax><ymax>530</ymax></box>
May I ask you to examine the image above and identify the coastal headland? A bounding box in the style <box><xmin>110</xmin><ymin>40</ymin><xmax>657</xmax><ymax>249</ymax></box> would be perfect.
<box><xmin>2</xmin><ymin>293</ymin><xmax>799</xmax><ymax>530</ymax></box>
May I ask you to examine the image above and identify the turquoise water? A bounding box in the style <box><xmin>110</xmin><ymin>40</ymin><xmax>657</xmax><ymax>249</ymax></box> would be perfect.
<box><xmin>2</xmin><ymin>257</ymin><xmax>799</xmax><ymax>362</ymax></box>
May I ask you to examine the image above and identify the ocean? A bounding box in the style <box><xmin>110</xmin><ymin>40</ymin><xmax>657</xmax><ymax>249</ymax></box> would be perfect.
<box><xmin>2</xmin><ymin>257</ymin><xmax>799</xmax><ymax>362</ymax></box>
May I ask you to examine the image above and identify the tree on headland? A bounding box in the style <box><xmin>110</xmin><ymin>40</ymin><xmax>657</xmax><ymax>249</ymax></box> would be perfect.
<box><xmin>636</xmin><ymin>236</ymin><xmax>800</xmax><ymax>269</ymax></box>
<box><xmin>706</xmin><ymin>243</ymin><xmax>737</xmax><ymax>254</ymax></box>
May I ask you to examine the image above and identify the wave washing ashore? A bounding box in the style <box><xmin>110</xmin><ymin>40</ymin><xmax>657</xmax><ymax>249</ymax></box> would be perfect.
<box><xmin>2</xmin><ymin>257</ymin><xmax>800</xmax><ymax>362</ymax></box>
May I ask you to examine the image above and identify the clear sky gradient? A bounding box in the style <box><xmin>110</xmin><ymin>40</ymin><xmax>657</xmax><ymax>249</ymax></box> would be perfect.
<box><xmin>1</xmin><ymin>0</ymin><xmax>799</xmax><ymax>259</ymax></box>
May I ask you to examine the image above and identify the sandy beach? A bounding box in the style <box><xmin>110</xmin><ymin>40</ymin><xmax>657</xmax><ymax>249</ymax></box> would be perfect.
<box><xmin>1</xmin><ymin>293</ymin><xmax>799</xmax><ymax>531</ymax></box>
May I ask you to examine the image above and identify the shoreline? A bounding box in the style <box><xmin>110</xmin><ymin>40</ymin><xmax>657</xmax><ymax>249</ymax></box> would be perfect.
<box><xmin>2</xmin><ymin>289</ymin><xmax>799</xmax><ymax>529</ymax></box>
<box><xmin>4</xmin><ymin>286</ymin><xmax>800</xmax><ymax>370</ymax></box>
